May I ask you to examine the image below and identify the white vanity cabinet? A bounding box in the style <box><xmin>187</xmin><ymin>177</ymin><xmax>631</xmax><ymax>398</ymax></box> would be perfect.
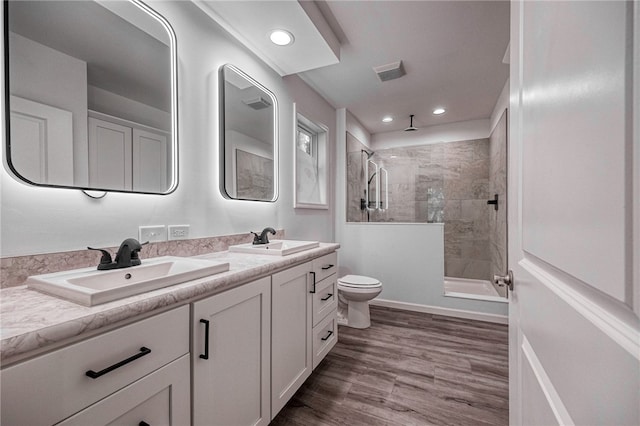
<box><xmin>0</xmin><ymin>305</ymin><xmax>190</xmax><ymax>426</ymax></box>
<box><xmin>271</xmin><ymin>252</ymin><xmax>338</xmax><ymax>418</ymax></box>
<box><xmin>271</xmin><ymin>262</ymin><xmax>313</xmax><ymax>417</ymax></box>
<box><xmin>311</xmin><ymin>252</ymin><xmax>338</xmax><ymax>369</ymax></box>
<box><xmin>191</xmin><ymin>277</ymin><xmax>272</xmax><ymax>426</ymax></box>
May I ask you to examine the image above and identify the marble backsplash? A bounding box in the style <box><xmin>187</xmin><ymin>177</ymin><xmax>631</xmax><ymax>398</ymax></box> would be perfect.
<box><xmin>0</xmin><ymin>229</ymin><xmax>285</xmax><ymax>288</ymax></box>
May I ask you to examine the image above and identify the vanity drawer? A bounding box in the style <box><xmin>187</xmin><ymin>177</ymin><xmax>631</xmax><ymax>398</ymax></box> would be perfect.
<box><xmin>312</xmin><ymin>275</ymin><xmax>337</xmax><ymax>326</ymax></box>
<box><xmin>0</xmin><ymin>305</ymin><xmax>189</xmax><ymax>426</ymax></box>
<box><xmin>312</xmin><ymin>309</ymin><xmax>338</xmax><ymax>369</ymax></box>
<box><xmin>312</xmin><ymin>251</ymin><xmax>337</xmax><ymax>282</ymax></box>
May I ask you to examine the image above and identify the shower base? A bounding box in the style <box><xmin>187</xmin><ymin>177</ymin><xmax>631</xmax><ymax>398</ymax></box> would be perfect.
<box><xmin>444</xmin><ymin>276</ymin><xmax>507</xmax><ymax>303</ymax></box>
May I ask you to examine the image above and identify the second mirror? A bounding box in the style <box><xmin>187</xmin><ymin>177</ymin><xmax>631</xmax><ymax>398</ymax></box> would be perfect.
<box><xmin>220</xmin><ymin>64</ymin><xmax>278</xmax><ymax>201</ymax></box>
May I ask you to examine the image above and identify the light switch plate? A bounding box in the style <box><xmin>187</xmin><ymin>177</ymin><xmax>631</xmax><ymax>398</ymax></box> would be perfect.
<box><xmin>139</xmin><ymin>225</ymin><xmax>167</xmax><ymax>243</ymax></box>
<box><xmin>168</xmin><ymin>224</ymin><xmax>190</xmax><ymax>241</ymax></box>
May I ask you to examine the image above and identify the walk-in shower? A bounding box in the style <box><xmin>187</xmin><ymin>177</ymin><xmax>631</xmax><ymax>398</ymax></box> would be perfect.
<box><xmin>345</xmin><ymin>111</ymin><xmax>509</xmax><ymax>301</ymax></box>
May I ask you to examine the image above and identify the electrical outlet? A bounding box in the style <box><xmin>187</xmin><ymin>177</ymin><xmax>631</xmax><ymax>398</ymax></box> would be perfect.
<box><xmin>168</xmin><ymin>225</ymin><xmax>190</xmax><ymax>241</ymax></box>
<box><xmin>139</xmin><ymin>225</ymin><xmax>167</xmax><ymax>243</ymax></box>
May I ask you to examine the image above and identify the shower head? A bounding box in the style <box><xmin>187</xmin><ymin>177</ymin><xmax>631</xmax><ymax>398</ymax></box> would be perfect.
<box><xmin>404</xmin><ymin>114</ymin><xmax>418</xmax><ymax>132</ymax></box>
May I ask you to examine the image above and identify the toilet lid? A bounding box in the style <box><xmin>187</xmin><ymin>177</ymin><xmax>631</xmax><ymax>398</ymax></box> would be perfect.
<box><xmin>338</xmin><ymin>274</ymin><xmax>381</xmax><ymax>288</ymax></box>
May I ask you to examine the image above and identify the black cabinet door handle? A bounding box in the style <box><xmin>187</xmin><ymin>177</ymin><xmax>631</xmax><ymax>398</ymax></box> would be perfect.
<box><xmin>200</xmin><ymin>319</ymin><xmax>210</xmax><ymax>360</ymax></box>
<box><xmin>321</xmin><ymin>293</ymin><xmax>333</xmax><ymax>301</ymax></box>
<box><xmin>85</xmin><ymin>347</ymin><xmax>151</xmax><ymax>379</ymax></box>
<box><xmin>321</xmin><ymin>330</ymin><xmax>334</xmax><ymax>341</ymax></box>
<box><xmin>309</xmin><ymin>271</ymin><xmax>316</xmax><ymax>293</ymax></box>
<box><xmin>321</xmin><ymin>264</ymin><xmax>334</xmax><ymax>270</ymax></box>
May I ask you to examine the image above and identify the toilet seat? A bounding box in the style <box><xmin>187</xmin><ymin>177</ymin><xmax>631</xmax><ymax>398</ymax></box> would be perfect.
<box><xmin>338</xmin><ymin>274</ymin><xmax>381</xmax><ymax>288</ymax></box>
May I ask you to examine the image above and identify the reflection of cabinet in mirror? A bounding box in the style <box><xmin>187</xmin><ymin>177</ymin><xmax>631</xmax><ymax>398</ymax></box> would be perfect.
<box><xmin>9</xmin><ymin>96</ymin><xmax>74</xmax><ymax>186</ymax></box>
<box><xmin>88</xmin><ymin>113</ymin><xmax>169</xmax><ymax>192</ymax></box>
<box><xmin>5</xmin><ymin>0</ymin><xmax>178</xmax><ymax>194</ymax></box>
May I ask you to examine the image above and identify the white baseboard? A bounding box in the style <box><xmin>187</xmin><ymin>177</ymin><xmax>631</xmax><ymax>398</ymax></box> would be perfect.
<box><xmin>370</xmin><ymin>299</ymin><xmax>509</xmax><ymax>325</ymax></box>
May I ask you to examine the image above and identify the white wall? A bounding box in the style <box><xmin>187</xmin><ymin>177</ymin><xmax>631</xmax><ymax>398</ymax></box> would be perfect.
<box><xmin>341</xmin><ymin>223</ymin><xmax>507</xmax><ymax>316</ymax></box>
<box><xmin>9</xmin><ymin>32</ymin><xmax>89</xmax><ymax>186</ymax></box>
<box><xmin>490</xmin><ymin>79</ymin><xmax>509</xmax><ymax>133</ymax></box>
<box><xmin>0</xmin><ymin>1</ymin><xmax>335</xmax><ymax>257</ymax></box>
<box><xmin>88</xmin><ymin>85</ymin><xmax>171</xmax><ymax>132</ymax></box>
<box><xmin>281</xmin><ymin>74</ymin><xmax>336</xmax><ymax>241</ymax></box>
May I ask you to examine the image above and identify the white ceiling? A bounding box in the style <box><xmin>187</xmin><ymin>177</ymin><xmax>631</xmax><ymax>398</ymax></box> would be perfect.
<box><xmin>200</xmin><ymin>0</ymin><xmax>510</xmax><ymax>136</ymax></box>
<box><xmin>301</xmin><ymin>0</ymin><xmax>510</xmax><ymax>134</ymax></box>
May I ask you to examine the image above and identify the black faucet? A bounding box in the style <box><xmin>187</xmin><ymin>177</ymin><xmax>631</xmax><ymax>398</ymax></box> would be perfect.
<box><xmin>88</xmin><ymin>238</ymin><xmax>148</xmax><ymax>270</ymax></box>
<box><xmin>251</xmin><ymin>227</ymin><xmax>276</xmax><ymax>245</ymax></box>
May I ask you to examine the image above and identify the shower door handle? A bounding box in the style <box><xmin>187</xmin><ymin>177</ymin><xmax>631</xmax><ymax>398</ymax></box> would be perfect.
<box><xmin>493</xmin><ymin>270</ymin><xmax>514</xmax><ymax>291</ymax></box>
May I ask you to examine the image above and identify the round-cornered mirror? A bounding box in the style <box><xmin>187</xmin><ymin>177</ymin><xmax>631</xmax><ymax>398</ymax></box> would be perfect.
<box><xmin>4</xmin><ymin>0</ymin><xmax>178</xmax><ymax>194</ymax></box>
<box><xmin>220</xmin><ymin>64</ymin><xmax>278</xmax><ymax>202</ymax></box>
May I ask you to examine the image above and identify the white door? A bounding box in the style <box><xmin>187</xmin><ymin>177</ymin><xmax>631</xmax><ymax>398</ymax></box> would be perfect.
<box><xmin>192</xmin><ymin>277</ymin><xmax>271</xmax><ymax>426</ymax></box>
<box><xmin>88</xmin><ymin>117</ymin><xmax>132</xmax><ymax>190</ymax></box>
<box><xmin>508</xmin><ymin>1</ymin><xmax>639</xmax><ymax>425</ymax></box>
<box><xmin>132</xmin><ymin>127</ymin><xmax>168</xmax><ymax>193</ymax></box>
<box><xmin>271</xmin><ymin>261</ymin><xmax>313</xmax><ymax>418</ymax></box>
<box><xmin>9</xmin><ymin>96</ymin><xmax>74</xmax><ymax>186</ymax></box>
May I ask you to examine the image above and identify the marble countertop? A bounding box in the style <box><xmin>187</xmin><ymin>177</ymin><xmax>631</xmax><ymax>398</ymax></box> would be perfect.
<box><xmin>0</xmin><ymin>243</ymin><xmax>339</xmax><ymax>364</ymax></box>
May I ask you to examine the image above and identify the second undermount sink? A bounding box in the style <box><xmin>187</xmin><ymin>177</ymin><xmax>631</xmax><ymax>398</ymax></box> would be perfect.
<box><xmin>26</xmin><ymin>256</ymin><xmax>230</xmax><ymax>306</ymax></box>
<box><xmin>229</xmin><ymin>240</ymin><xmax>319</xmax><ymax>256</ymax></box>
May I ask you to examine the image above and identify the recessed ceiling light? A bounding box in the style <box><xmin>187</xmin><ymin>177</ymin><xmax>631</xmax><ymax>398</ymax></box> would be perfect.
<box><xmin>433</xmin><ymin>108</ymin><xmax>446</xmax><ymax>115</ymax></box>
<box><xmin>382</xmin><ymin>116</ymin><xmax>393</xmax><ymax>123</ymax></box>
<box><xmin>269</xmin><ymin>29</ymin><xmax>294</xmax><ymax>46</ymax></box>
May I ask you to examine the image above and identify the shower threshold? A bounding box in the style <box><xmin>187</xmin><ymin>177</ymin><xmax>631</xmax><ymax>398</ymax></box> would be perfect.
<box><xmin>444</xmin><ymin>276</ymin><xmax>508</xmax><ymax>303</ymax></box>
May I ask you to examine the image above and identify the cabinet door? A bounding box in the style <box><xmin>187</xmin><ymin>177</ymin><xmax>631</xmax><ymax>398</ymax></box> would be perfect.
<box><xmin>192</xmin><ymin>277</ymin><xmax>271</xmax><ymax>426</ymax></box>
<box><xmin>58</xmin><ymin>354</ymin><xmax>190</xmax><ymax>426</ymax></box>
<box><xmin>10</xmin><ymin>95</ymin><xmax>74</xmax><ymax>186</ymax></box>
<box><xmin>88</xmin><ymin>117</ymin><xmax>132</xmax><ymax>190</ymax></box>
<box><xmin>132</xmin><ymin>128</ymin><xmax>168</xmax><ymax>193</ymax></box>
<box><xmin>271</xmin><ymin>262</ymin><xmax>313</xmax><ymax>418</ymax></box>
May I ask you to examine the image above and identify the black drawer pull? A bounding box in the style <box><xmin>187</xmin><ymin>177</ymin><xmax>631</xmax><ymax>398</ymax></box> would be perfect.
<box><xmin>85</xmin><ymin>347</ymin><xmax>151</xmax><ymax>379</ymax></box>
<box><xmin>200</xmin><ymin>319</ymin><xmax>210</xmax><ymax>360</ymax></box>
<box><xmin>321</xmin><ymin>293</ymin><xmax>333</xmax><ymax>301</ymax></box>
<box><xmin>321</xmin><ymin>264</ymin><xmax>334</xmax><ymax>270</ymax></box>
<box><xmin>321</xmin><ymin>330</ymin><xmax>334</xmax><ymax>341</ymax></box>
<box><xmin>139</xmin><ymin>422</ymin><xmax>150</xmax><ymax>426</ymax></box>
<box><xmin>309</xmin><ymin>271</ymin><xmax>316</xmax><ymax>294</ymax></box>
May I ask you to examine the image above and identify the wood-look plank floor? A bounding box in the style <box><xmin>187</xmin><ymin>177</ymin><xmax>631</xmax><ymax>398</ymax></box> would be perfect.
<box><xmin>271</xmin><ymin>306</ymin><xmax>509</xmax><ymax>426</ymax></box>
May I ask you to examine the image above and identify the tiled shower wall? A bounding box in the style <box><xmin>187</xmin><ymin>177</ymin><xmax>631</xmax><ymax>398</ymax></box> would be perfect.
<box><xmin>346</xmin><ymin>135</ymin><xmax>504</xmax><ymax>281</ymax></box>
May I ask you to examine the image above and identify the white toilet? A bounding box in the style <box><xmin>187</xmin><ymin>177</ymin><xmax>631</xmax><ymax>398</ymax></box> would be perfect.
<box><xmin>337</xmin><ymin>275</ymin><xmax>382</xmax><ymax>329</ymax></box>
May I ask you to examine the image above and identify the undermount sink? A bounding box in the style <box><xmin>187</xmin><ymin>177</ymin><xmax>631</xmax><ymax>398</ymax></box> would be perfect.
<box><xmin>229</xmin><ymin>240</ymin><xmax>319</xmax><ymax>256</ymax></box>
<box><xmin>26</xmin><ymin>256</ymin><xmax>230</xmax><ymax>306</ymax></box>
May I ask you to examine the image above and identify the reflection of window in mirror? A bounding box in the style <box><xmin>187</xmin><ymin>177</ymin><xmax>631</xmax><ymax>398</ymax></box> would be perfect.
<box><xmin>294</xmin><ymin>109</ymin><xmax>328</xmax><ymax>209</ymax></box>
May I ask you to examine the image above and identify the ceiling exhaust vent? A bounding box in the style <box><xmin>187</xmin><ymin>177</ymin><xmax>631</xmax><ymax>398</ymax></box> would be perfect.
<box><xmin>243</xmin><ymin>96</ymin><xmax>272</xmax><ymax>110</ymax></box>
<box><xmin>373</xmin><ymin>60</ymin><xmax>405</xmax><ymax>82</ymax></box>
